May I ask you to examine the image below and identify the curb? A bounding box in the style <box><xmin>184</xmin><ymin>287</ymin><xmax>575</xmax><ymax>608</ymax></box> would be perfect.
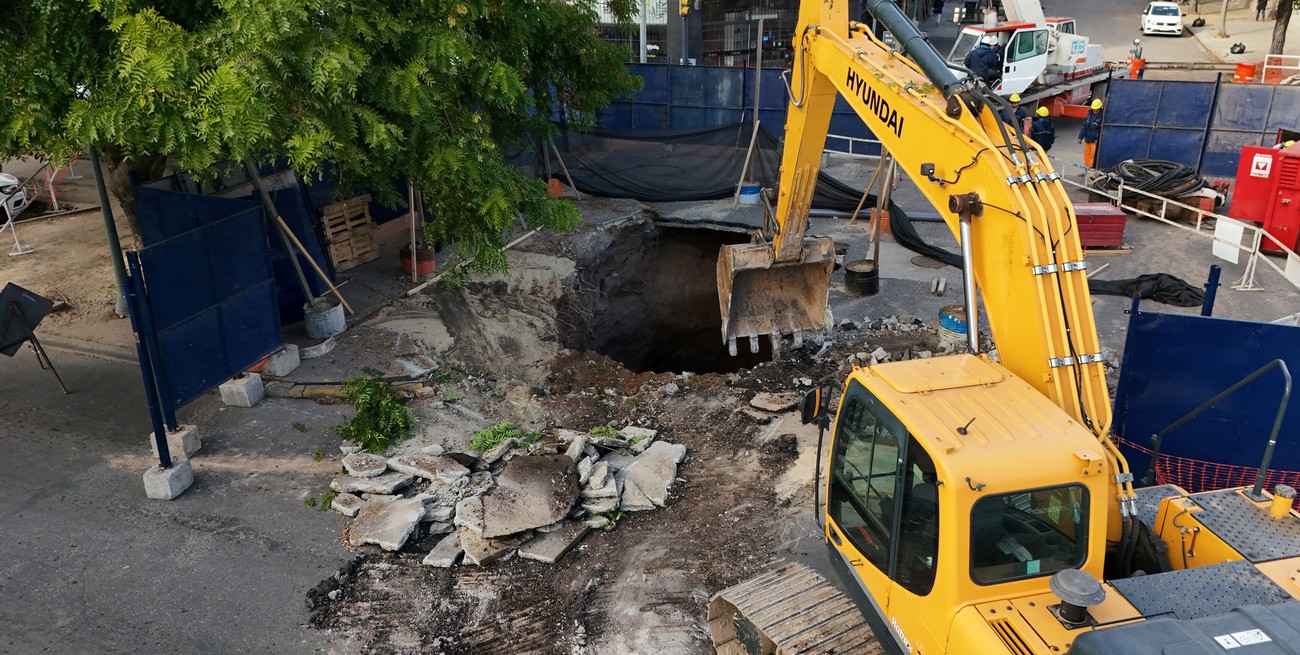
<box><xmin>39</xmin><ymin>335</ymin><xmax>137</xmax><ymax>365</ymax></box>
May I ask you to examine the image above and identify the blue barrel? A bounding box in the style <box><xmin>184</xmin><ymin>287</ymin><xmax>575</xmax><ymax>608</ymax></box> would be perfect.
<box><xmin>737</xmin><ymin>183</ymin><xmax>761</xmax><ymax>205</ymax></box>
<box><xmin>938</xmin><ymin>304</ymin><xmax>967</xmax><ymax>343</ymax></box>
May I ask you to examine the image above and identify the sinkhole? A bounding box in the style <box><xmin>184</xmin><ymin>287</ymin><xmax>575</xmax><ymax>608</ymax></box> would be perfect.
<box><xmin>561</xmin><ymin>222</ymin><xmax>772</xmax><ymax>374</ymax></box>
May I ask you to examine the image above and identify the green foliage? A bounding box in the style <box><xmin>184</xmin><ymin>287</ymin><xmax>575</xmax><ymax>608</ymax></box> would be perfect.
<box><xmin>471</xmin><ymin>421</ymin><xmax>523</xmax><ymax>452</ymax></box>
<box><xmin>293</xmin><ymin>422</ymin><xmax>311</xmax><ymax>433</ymax></box>
<box><xmin>601</xmin><ymin>510</ymin><xmax>627</xmax><ymax>529</ymax></box>
<box><xmin>320</xmin><ymin>489</ymin><xmax>339</xmax><ymax>511</ymax></box>
<box><xmin>589</xmin><ymin>425</ymin><xmax>617</xmax><ymax>438</ymax></box>
<box><xmin>313</xmin><ymin>450</ymin><xmax>325</xmax><ymax>461</ymax></box>
<box><xmin>337</xmin><ymin>373</ymin><xmax>416</xmax><ymax>454</ymax></box>
<box><xmin>0</xmin><ymin>0</ymin><xmax>641</xmax><ymax>269</ymax></box>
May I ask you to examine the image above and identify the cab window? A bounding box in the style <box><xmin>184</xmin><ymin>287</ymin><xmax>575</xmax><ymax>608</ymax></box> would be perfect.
<box><xmin>970</xmin><ymin>485</ymin><xmax>1088</xmax><ymax>585</ymax></box>
<box><xmin>895</xmin><ymin>441</ymin><xmax>939</xmax><ymax>595</ymax></box>
<box><xmin>828</xmin><ymin>386</ymin><xmax>899</xmax><ymax>573</ymax></box>
<box><xmin>1056</xmin><ymin>21</ymin><xmax>1076</xmax><ymax>34</ymax></box>
<box><xmin>1007</xmin><ymin>29</ymin><xmax>1049</xmax><ymax>63</ymax></box>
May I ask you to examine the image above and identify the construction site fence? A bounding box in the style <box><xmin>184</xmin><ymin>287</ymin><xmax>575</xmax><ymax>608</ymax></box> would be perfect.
<box><xmin>1262</xmin><ymin>54</ymin><xmax>1300</xmax><ymax>85</ymax></box>
<box><xmin>598</xmin><ymin>63</ymin><xmax>877</xmax><ymax>154</ymax></box>
<box><xmin>1098</xmin><ymin>77</ymin><xmax>1300</xmax><ymax>179</ymax></box>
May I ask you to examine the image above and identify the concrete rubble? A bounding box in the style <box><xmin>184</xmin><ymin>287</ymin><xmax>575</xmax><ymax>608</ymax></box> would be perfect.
<box><xmin>749</xmin><ymin>392</ymin><xmax>799</xmax><ymax>413</ymax></box>
<box><xmin>328</xmin><ymin>424</ymin><xmax>687</xmax><ymax>568</ymax></box>
<box><xmin>342</xmin><ymin>452</ymin><xmax>389</xmax><ymax>478</ymax></box>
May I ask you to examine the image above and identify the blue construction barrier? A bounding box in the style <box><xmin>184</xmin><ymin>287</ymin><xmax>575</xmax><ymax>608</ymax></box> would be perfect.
<box><xmin>1113</xmin><ymin>300</ymin><xmax>1300</xmax><ymax>492</ymax></box>
<box><xmin>598</xmin><ymin>63</ymin><xmax>880</xmax><ymax>155</ymax></box>
<box><xmin>1099</xmin><ymin>78</ymin><xmax>1300</xmax><ymax>178</ymax></box>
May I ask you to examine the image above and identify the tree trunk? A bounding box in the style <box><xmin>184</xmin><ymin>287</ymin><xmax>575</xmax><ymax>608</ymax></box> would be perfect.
<box><xmin>102</xmin><ymin>149</ymin><xmax>167</xmax><ymax>247</ymax></box>
<box><xmin>1271</xmin><ymin>0</ymin><xmax>1294</xmax><ymax>54</ymax></box>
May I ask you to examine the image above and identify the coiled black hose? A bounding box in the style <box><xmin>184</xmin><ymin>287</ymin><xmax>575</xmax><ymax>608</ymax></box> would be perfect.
<box><xmin>1091</xmin><ymin>159</ymin><xmax>1208</xmax><ymax>198</ymax></box>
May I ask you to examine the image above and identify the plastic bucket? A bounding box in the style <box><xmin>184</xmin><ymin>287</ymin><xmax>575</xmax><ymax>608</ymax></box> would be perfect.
<box><xmin>844</xmin><ymin>259</ymin><xmax>880</xmax><ymax>296</ymax></box>
<box><xmin>938</xmin><ymin>304</ymin><xmax>967</xmax><ymax>343</ymax></box>
<box><xmin>304</xmin><ymin>298</ymin><xmax>345</xmax><ymax>339</ymax></box>
<box><xmin>1233</xmin><ymin>62</ymin><xmax>1257</xmax><ymax>83</ymax></box>
<box><xmin>400</xmin><ymin>245</ymin><xmax>435</xmax><ymax>275</ymax></box>
<box><xmin>737</xmin><ymin>183</ymin><xmax>761</xmax><ymax>205</ymax></box>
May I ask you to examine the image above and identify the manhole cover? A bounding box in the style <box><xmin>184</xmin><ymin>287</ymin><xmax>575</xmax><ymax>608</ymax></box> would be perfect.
<box><xmin>910</xmin><ymin>255</ymin><xmax>947</xmax><ymax>269</ymax></box>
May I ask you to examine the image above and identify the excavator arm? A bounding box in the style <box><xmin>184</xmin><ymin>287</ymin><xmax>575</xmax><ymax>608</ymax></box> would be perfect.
<box><xmin>719</xmin><ymin>0</ymin><xmax>1112</xmax><ymax>436</ymax></box>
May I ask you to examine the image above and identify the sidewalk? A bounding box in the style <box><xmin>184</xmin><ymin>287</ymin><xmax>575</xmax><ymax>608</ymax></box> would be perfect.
<box><xmin>1189</xmin><ymin>2</ymin><xmax>1300</xmax><ymax>63</ymax></box>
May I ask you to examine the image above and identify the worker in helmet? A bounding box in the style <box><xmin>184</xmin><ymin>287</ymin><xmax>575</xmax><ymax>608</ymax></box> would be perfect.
<box><xmin>1031</xmin><ymin>106</ymin><xmax>1055</xmax><ymax>151</ymax></box>
<box><xmin>1002</xmin><ymin>93</ymin><xmax>1029</xmax><ymax>131</ymax></box>
<box><xmin>964</xmin><ymin>34</ymin><xmax>1002</xmax><ymax>87</ymax></box>
<box><xmin>1078</xmin><ymin>98</ymin><xmax>1104</xmax><ymax>168</ymax></box>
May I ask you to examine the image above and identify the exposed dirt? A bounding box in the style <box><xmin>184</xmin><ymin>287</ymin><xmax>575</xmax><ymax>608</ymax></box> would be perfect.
<box><xmin>307</xmin><ymin>217</ymin><xmax>963</xmax><ymax>655</ymax></box>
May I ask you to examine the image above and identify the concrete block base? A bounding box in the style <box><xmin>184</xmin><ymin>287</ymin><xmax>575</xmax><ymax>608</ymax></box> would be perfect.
<box><xmin>219</xmin><ymin>373</ymin><xmax>264</xmax><ymax>408</ymax></box>
<box><xmin>149</xmin><ymin>424</ymin><xmax>201</xmax><ymax>460</ymax></box>
<box><xmin>143</xmin><ymin>459</ymin><xmax>194</xmax><ymax>500</ymax></box>
<box><xmin>262</xmin><ymin>344</ymin><xmax>301</xmax><ymax>378</ymax></box>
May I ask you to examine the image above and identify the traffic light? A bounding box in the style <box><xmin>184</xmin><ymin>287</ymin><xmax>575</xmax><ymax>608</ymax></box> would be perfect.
<box><xmin>680</xmin><ymin>0</ymin><xmax>691</xmax><ymax>16</ymax></box>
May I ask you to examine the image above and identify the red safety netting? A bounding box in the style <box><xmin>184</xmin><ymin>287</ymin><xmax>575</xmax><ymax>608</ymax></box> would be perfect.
<box><xmin>1116</xmin><ymin>436</ymin><xmax>1300</xmax><ymax>495</ymax></box>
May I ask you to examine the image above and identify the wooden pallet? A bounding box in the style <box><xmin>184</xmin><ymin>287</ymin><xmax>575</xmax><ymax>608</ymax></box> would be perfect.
<box><xmin>319</xmin><ymin>194</ymin><xmax>379</xmax><ymax>272</ymax></box>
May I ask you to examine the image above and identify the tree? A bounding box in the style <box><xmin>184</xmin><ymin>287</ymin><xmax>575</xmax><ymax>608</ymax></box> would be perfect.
<box><xmin>1271</xmin><ymin>0</ymin><xmax>1299</xmax><ymax>55</ymax></box>
<box><xmin>0</xmin><ymin>0</ymin><xmax>641</xmax><ymax>272</ymax></box>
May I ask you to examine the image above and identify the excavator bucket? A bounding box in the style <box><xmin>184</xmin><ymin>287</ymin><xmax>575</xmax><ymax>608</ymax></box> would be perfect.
<box><xmin>717</xmin><ymin>237</ymin><xmax>836</xmax><ymax>355</ymax></box>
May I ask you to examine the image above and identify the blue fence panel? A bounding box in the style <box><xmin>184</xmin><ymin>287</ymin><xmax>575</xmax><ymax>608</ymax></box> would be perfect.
<box><xmin>1113</xmin><ymin>306</ymin><xmax>1300</xmax><ymax>490</ymax></box>
<box><xmin>1097</xmin><ymin>79</ymin><xmax>1214</xmax><ymax>170</ymax></box>
<box><xmin>1265</xmin><ymin>86</ymin><xmax>1300</xmax><ymax>135</ymax></box>
<box><xmin>601</xmin><ymin>63</ymin><xmax>878</xmax><ymax>152</ymax></box>
<box><xmin>136</xmin><ymin>207</ymin><xmax>281</xmax><ymax>410</ymax></box>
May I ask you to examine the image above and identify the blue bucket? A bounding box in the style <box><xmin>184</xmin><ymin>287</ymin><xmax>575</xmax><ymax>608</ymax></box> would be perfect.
<box><xmin>938</xmin><ymin>304</ymin><xmax>967</xmax><ymax>343</ymax></box>
<box><xmin>737</xmin><ymin>183</ymin><xmax>761</xmax><ymax>205</ymax></box>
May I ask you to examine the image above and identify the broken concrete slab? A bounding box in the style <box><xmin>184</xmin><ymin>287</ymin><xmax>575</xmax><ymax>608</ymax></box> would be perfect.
<box><xmin>581</xmin><ymin>495</ymin><xmax>619</xmax><ymax>514</ymax></box>
<box><xmin>619</xmin><ymin>480</ymin><xmax>656</xmax><ymax>511</ymax></box>
<box><xmin>420</xmin><ymin>443</ymin><xmax>446</xmax><ymax>456</ymax></box>
<box><xmin>618</xmin><ymin>426</ymin><xmax>657</xmax><ymax>454</ymax></box>
<box><xmin>616</xmin><ymin>441</ymin><xmax>687</xmax><ymax>508</ymax></box>
<box><xmin>583</xmin><ymin>516</ymin><xmax>611</xmax><ymax>529</ymax></box>
<box><xmin>331</xmin><ymin>492</ymin><xmax>365</xmax><ymax>517</ymax></box>
<box><xmin>342</xmin><ymin>452</ymin><xmax>389</xmax><ymax>478</ymax></box>
<box><xmin>602</xmin><ymin>452</ymin><xmax>637</xmax><ymax>474</ymax></box>
<box><xmin>460</xmin><ymin>471</ymin><xmax>495</xmax><ymax>498</ymax></box>
<box><xmin>478</xmin><ymin>438</ymin><xmax>517</xmax><ymax>467</ymax></box>
<box><xmin>576</xmin><ymin>456</ymin><xmax>595</xmax><ymax>485</ymax></box>
<box><xmin>519</xmin><ymin>522</ymin><xmax>590</xmax><ymax>564</ymax></box>
<box><xmin>479</xmin><ymin>455</ymin><xmax>580</xmax><ymax>539</ymax></box>
<box><xmin>142</xmin><ymin>460</ymin><xmax>194</xmax><ymax>500</ymax></box>
<box><xmin>564</xmin><ymin>435</ymin><xmax>588</xmax><ymax>462</ymax></box>
<box><xmin>556</xmin><ymin>429</ymin><xmax>587</xmax><ymax>444</ymax></box>
<box><xmin>749</xmin><ymin>392</ymin><xmax>799</xmax><ymax>413</ymax></box>
<box><xmin>580</xmin><ymin>474</ymin><xmax>619</xmax><ymax>500</ymax></box>
<box><xmin>340</xmin><ymin>443</ymin><xmax>363</xmax><ymax>455</ymax></box>
<box><xmin>454</xmin><ymin>496</ymin><xmax>485</xmax><ymax>534</ymax></box>
<box><xmin>422</xmin><ymin>533</ymin><xmax>463</xmax><ymax>568</ymax></box>
<box><xmin>425</xmin><ymin>521</ymin><xmax>454</xmax><ymax>536</ymax></box>
<box><xmin>149</xmin><ymin>424</ymin><xmax>201</xmax><ymax>460</ymax></box>
<box><xmin>460</xmin><ymin>527</ymin><xmax>531</xmax><ymax>566</ymax></box>
<box><xmin>584</xmin><ymin>461</ymin><xmax>610</xmax><ymax>491</ymax></box>
<box><xmin>347</xmin><ymin>495</ymin><xmax>426</xmax><ymax>551</ymax></box>
<box><xmin>388</xmin><ymin>453</ymin><xmax>469</xmax><ymax>483</ymax></box>
<box><xmin>329</xmin><ymin>471</ymin><xmax>416</xmax><ymax>495</ymax></box>
<box><xmin>422</xmin><ymin>503</ymin><xmax>454</xmax><ymax>523</ymax></box>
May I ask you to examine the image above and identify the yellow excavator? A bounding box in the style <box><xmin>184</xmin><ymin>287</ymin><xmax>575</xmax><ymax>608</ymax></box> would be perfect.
<box><xmin>710</xmin><ymin>0</ymin><xmax>1300</xmax><ymax>653</ymax></box>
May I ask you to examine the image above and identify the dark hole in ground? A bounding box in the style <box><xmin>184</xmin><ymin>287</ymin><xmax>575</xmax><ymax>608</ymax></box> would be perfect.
<box><xmin>562</xmin><ymin>222</ymin><xmax>771</xmax><ymax>374</ymax></box>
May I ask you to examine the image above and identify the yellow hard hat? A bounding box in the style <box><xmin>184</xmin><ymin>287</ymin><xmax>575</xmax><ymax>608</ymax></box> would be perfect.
<box><xmin>1010</xmin><ymin>93</ymin><xmax>1021</xmax><ymax>103</ymax></box>
<box><xmin>1037</xmin><ymin>106</ymin><xmax>1050</xmax><ymax>116</ymax></box>
<box><xmin>1287</xmin><ymin>140</ymin><xmax>1297</xmax><ymax>147</ymax></box>
<box><xmin>1091</xmin><ymin>99</ymin><xmax>1103</xmax><ymax>110</ymax></box>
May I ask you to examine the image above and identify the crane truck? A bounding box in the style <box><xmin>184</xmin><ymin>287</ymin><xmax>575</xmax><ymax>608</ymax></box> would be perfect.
<box><xmin>939</xmin><ymin>0</ymin><xmax>1110</xmax><ymax>114</ymax></box>
<box><xmin>709</xmin><ymin>0</ymin><xmax>1300</xmax><ymax>653</ymax></box>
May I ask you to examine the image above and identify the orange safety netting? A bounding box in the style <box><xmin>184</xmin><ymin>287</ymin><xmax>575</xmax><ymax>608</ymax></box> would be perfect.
<box><xmin>1116</xmin><ymin>436</ymin><xmax>1300</xmax><ymax>495</ymax></box>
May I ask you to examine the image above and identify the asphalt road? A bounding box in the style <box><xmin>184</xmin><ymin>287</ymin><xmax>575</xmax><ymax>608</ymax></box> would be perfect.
<box><xmin>0</xmin><ymin>349</ymin><xmax>354</xmax><ymax>654</ymax></box>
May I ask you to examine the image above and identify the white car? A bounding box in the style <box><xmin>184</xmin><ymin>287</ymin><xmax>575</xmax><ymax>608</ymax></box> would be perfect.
<box><xmin>1141</xmin><ymin>1</ymin><xmax>1185</xmax><ymax>36</ymax></box>
<box><xmin>0</xmin><ymin>173</ymin><xmax>31</xmax><ymax>221</ymax></box>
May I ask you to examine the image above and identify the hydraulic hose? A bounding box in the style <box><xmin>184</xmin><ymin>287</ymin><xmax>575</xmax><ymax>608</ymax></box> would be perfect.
<box><xmin>862</xmin><ymin>0</ymin><xmax>963</xmax><ymax>98</ymax></box>
<box><xmin>1091</xmin><ymin>159</ymin><xmax>1208</xmax><ymax>199</ymax></box>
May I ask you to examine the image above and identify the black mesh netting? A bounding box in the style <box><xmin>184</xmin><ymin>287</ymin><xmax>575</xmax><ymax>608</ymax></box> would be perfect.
<box><xmin>508</xmin><ymin>121</ymin><xmax>867</xmax><ymax>211</ymax></box>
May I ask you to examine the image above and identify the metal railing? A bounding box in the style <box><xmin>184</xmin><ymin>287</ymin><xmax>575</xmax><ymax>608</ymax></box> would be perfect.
<box><xmin>1050</xmin><ymin>156</ymin><xmax>1300</xmax><ymax>295</ymax></box>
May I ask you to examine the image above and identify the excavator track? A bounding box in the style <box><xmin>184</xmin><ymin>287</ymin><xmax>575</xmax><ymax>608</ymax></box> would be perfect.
<box><xmin>707</xmin><ymin>562</ymin><xmax>881</xmax><ymax>655</ymax></box>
